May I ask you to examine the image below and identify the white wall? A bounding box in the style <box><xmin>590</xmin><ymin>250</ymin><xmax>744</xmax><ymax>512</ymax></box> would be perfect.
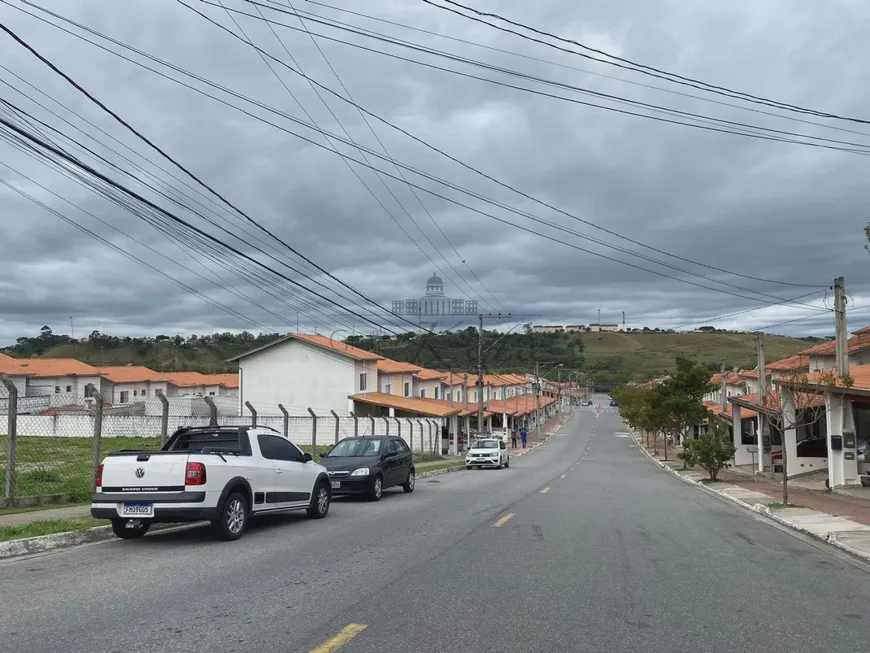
<box><xmin>110</xmin><ymin>380</ymin><xmax>171</xmax><ymax>404</ymax></box>
<box><xmin>417</xmin><ymin>378</ymin><xmax>439</xmax><ymax>399</ymax></box>
<box><xmin>27</xmin><ymin>375</ymin><xmax>102</xmax><ymax>400</ymax></box>
<box><xmin>354</xmin><ymin>360</ymin><xmax>377</xmax><ymax>394</ymax></box>
<box><xmin>239</xmin><ymin>339</ymin><xmax>357</xmax><ymax>416</ymax></box>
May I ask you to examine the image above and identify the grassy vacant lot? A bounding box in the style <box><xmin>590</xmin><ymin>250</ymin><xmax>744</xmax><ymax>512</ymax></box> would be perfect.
<box><xmin>0</xmin><ymin>517</ymin><xmax>109</xmax><ymax>543</ymax></box>
<box><xmin>0</xmin><ymin>437</ymin><xmax>337</xmax><ymax>506</ymax></box>
<box><xmin>580</xmin><ymin>331</ymin><xmax>817</xmax><ymax>375</ymax></box>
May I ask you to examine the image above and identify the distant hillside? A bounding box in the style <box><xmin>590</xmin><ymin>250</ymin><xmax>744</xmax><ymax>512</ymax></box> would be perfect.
<box><xmin>2</xmin><ymin>327</ymin><xmax>822</xmax><ymax>386</ymax></box>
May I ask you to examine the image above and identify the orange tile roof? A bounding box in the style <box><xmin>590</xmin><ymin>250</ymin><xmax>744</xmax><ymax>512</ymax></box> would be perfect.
<box><xmin>14</xmin><ymin>358</ymin><xmax>100</xmax><ymax>377</ymax></box>
<box><xmin>414</xmin><ymin>368</ymin><xmax>445</xmax><ymax>381</ymax></box>
<box><xmin>458</xmin><ymin>407</ymin><xmax>493</xmax><ymax>418</ymax></box>
<box><xmin>440</xmin><ymin>372</ymin><xmax>473</xmax><ymax>384</ymax></box>
<box><xmin>708</xmin><ymin>403</ymin><xmax>758</xmax><ymax>420</ymax></box>
<box><xmin>725</xmin><ymin>372</ymin><xmax>742</xmax><ymax>385</ymax></box>
<box><xmin>732</xmin><ymin>391</ymin><xmax>825</xmax><ymax>411</ymax></box>
<box><xmin>95</xmin><ymin>366</ymin><xmax>164</xmax><ymax>383</ymax></box>
<box><xmin>348</xmin><ymin>392</ymin><xmax>462</xmax><ymax>417</ymax></box>
<box><xmin>710</xmin><ymin>373</ymin><xmax>722</xmax><ymax>384</ymax></box>
<box><xmin>377</xmin><ymin>359</ymin><xmax>423</xmax><ymax>374</ymax></box>
<box><xmin>741</xmin><ymin>368</ymin><xmax>760</xmax><ymax>379</ymax></box>
<box><xmin>0</xmin><ymin>354</ymin><xmax>30</xmax><ymax>376</ymax></box>
<box><xmin>801</xmin><ymin>364</ymin><xmax>870</xmax><ymax>392</ymax></box>
<box><xmin>853</xmin><ymin>325</ymin><xmax>870</xmax><ymax>335</ymax></box>
<box><xmin>201</xmin><ymin>373</ymin><xmax>239</xmax><ymax>389</ymax></box>
<box><xmin>800</xmin><ymin>334</ymin><xmax>870</xmax><ymax>356</ymax></box>
<box><xmin>292</xmin><ymin>334</ymin><xmax>383</xmax><ymax>361</ymax></box>
<box><xmin>155</xmin><ymin>372</ymin><xmax>210</xmax><ymax>387</ymax></box>
<box><xmin>766</xmin><ymin>355</ymin><xmax>809</xmax><ymax>371</ymax></box>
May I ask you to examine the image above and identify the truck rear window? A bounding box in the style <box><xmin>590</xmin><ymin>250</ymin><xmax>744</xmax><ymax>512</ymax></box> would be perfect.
<box><xmin>166</xmin><ymin>429</ymin><xmax>243</xmax><ymax>453</ymax></box>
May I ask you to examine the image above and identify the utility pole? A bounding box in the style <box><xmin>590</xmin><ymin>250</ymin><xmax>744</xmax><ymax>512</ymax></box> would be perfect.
<box><xmin>834</xmin><ymin>276</ymin><xmax>848</xmax><ymax>376</ymax></box>
<box><xmin>720</xmin><ymin>361</ymin><xmax>727</xmax><ymax>412</ymax></box>
<box><xmin>477</xmin><ymin>313</ymin><xmax>513</xmax><ymax>435</ymax></box>
<box><xmin>756</xmin><ymin>333</ymin><xmax>768</xmax><ymax>474</ymax></box>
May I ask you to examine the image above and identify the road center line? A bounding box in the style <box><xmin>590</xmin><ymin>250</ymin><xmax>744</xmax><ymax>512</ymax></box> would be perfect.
<box><xmin>560</xmin><ymin>474</ymin><xmax>567</xmax><ymax>478</ymax></box>
<box><xmin>540</xmin><ymin>487</ymin><xmax>551</xmax><ymax>494</ymax></box>
<box><xmin>311</xmin><ymin>624</ymin><xmax>368</xmax><ymax>653</ymax></box>
<box><xmin>492</xmin><ymin>513</ymin><xmax>515</xmax><ymax>527</ymax></box>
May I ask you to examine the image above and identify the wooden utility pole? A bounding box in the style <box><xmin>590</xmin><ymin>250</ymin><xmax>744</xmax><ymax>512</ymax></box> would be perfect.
<box><xmin>756</xmin><ymin>334</ymin><xmax>768</xmax><ymax>475</ymax></box>
<box><xmin>834</xmin><ymin>276</ymin><xmax>848</xmax><ymax>376</ymax></box>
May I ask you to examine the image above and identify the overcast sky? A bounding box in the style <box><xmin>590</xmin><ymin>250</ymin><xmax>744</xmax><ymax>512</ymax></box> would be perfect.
<box><xmin>1</xmin><ymin>0</ymin><xmax>869</xmax><ymax>348</ymax></box>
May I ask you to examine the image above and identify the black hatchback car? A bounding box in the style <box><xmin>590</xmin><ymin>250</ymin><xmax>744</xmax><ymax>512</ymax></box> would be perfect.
<box><xmin>319</xmin><ymin>436</ymin><xmax>415</xmax><ymax>501</ymax></box>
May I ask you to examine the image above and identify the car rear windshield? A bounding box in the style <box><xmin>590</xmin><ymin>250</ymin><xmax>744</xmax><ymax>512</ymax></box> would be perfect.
<box><xmin>325</xmin><ymin>439</ymin><xmax>383</xmax><ymax>457</ymax></box>
<box><xmin>166</xmin><ymin>429</ymin><xmax>243</xmax><ymax>453</ymax></box>
<box><xmin>472</xmin><ymin>440</ymin><xmax>499</xmax><ymax>449</ymax></box>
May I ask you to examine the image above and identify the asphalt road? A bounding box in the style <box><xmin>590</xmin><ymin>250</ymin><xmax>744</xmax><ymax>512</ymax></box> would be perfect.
<box><xmin>3</xmin><ymin>396</ymin><xmax>870</xmax><ymax>652</ymax></box>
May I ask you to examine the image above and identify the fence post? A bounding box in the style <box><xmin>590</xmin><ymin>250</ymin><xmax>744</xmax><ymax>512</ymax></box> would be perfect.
<box><xmin>330</xmin><ymin>409</ymin><xmax>340</xmax><ymax>444</ymax></box>
<box><xmin>245</xmin><ymin>401</ymin><xmax>257</xmax><ymax>427</ymax></box>
<box><xmin>204</xmin><ymin>396</ymin><xmax>218</xmax><ymax>426</ymax></box>
<box><xmin>394</xmin><ymin>416</ymin><xmax>401</xmax><ymax>441</ymax></box>
<box><xmin>350</xmin><ymin>411</ymin><xmax>358</xmax><ymax>436</ymax></box>
<box><xmin>156</xmin><ymin>389</ymin><xmax>169</xmax><ymax>446</ymax></box>
<box><xmin>87</xmin><ymin>384</ymin><xmax>103</xmax><ymax>491</ymax></box>
<box><xmin>1</xmin><ymin>376</ymin><xmax>18</xmax><ymax>503</ymax></box>
<box><xmin>406</xmin><ymin>418</ymin><xmax>413</xmax><ymax>451</ymax></box>
<box><xmin>369</xmin><ymin>416</ymin><xmax>375</xmax><ymax>435</ymax></box>
<box><xmin>428</xmin><ymin>420</ymin><xmax>434</xmax><ymax>454</ymax></box>
<box><xmin>307</xmin><ymin>408</ymin><xmax>318</xmax><ymax>459</ymax></box>
<box><xmin>382</xmin><ymin>416</ymin><xmax>390</xmax><ymax>437</ymax></box>
<box><xmin>278</xmin><ymin>403</ymin><xmax>289</xmax><ymax>438</ymax></box>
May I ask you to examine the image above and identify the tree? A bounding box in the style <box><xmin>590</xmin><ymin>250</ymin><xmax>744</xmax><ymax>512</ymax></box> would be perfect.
<box><xmin>655</xmin><ymin>357</ymin><xmax>715</xmax><ymax>460</ymax></box>
<box><xmin>40</xmin><ymin>326</ymin><xmax>52</xmax><ymax>339</ymax></box>
<box><xmin>680</xmin><ymin>418</ymin><xmax>735</xmax><ymax>481</ymax></box>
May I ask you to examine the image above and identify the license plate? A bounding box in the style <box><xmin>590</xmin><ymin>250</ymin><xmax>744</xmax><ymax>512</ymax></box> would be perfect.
<box><xmin>331</xmin><ymin>481</ymin><xmax>341</xmax><ymax>489</ymax></box>
<box><xmin>121</xmin><ymin>502</ymin><xmax>154</xmax><ymax>517</ymax></box>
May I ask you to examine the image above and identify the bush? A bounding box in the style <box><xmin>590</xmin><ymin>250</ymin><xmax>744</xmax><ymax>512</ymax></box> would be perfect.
<box><xmin>678</xmin><ymin>439</ymin><xmax>699</xmax><ymax>468</ymax></box>
<box><xmin>689</xmin><ymin>434</ymin><xmax>735</xmax><ymax>481</ymax></box>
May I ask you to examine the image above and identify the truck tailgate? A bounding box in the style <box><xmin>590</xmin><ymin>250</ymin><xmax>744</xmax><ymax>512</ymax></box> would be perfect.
<box><xmin>101</xmin><ymin>453</ymin><xmax>190</xmax><ymax>492</ymax></box>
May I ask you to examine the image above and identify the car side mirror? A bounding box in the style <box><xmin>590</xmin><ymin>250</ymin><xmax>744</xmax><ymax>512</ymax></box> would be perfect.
<box><xmin>304</xmin><ymin>452</ymin><xmax>313</xmax><ymax>462</ymax></box>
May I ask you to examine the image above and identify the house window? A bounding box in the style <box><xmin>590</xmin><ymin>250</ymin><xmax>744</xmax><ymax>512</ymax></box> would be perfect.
<box><xmin>142</xmin><ymin>389</ymin><xmax>148</xmax><ymax>396</ymax></box>
<box><xmin>65</xmin><ymin>385</ymin><xmax>71</xmax><ymax>393</ymax></box>
<box><xmin>359</xmin><ymin>373</ymin><xmax>368</xmax><ymax>391</ymax></box>
<box><xmin>457</xmin><ymin>391</ymin><xmax>462</xmax><ymax>402</ymax></box>
<box><xmin>209</xmin><ymin>391</ymin><xmax>215</xmax><ymax>396</ymax></box>
<box><xmin>435</xmin><ymin>387</ymin><xmax>439</xmax><ymax>399</ymax></box>
<box><xmin>385</xmin><ymin>383</ymin><xmax>391</xmax><ymax>395</ymax></box>
<box><xmin>55</xmin><ymin>386</ymin><xmax>60</xmax><ymax>393</ymax></box>
<box><xmin>404</xmin><ymin>382</ymin><xmax>410</xmax><ymax>397</ymax></box>
<box><xmin>421</xmin><ymin>389</ymin><xmax>426</xmax><ymax>398</ymax></box>
<box><xmin>120</xmin><ymin>390</ymin><xmax>129</xmax><ymax>403</ymax></box>
<box><xmin>134</xmin><ymin>390</ymin><xmax>138</xmax><ymax>397</ymax></box>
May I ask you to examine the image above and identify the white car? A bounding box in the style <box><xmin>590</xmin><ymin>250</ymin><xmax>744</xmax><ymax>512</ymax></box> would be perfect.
<box><xmin>91</xmin><ymin>425</ymin><xmax>331</xmax><ymax>541</ymax></box>
<box><xmin>465</xmin><ymin>438</ymin><xmax>510</xmax><ymax>469</ymax></box>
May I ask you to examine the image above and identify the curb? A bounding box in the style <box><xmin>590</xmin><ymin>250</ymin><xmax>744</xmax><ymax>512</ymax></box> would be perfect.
<box><xmin>631</xmin><ymin>433</ymin><xmax>870</xmax><ymax>563</ymax></box>
<box><xmin>417</xmin><ymin>465</ymin><xmax>465</xmax><ymax>479</ymax></box>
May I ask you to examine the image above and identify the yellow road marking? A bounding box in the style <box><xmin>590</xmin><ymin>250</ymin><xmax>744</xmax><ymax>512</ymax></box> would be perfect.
<box><xmin>492</xmin><ymin>512</ymin><xmax>515</xmax><ymax>527</ymax></box>
<box><xmin>311</xmin><ymin>624</ymin><xmax>368</xmax><ymax>653</ymax></box>
<box><xmin>560</xmin><ymin>474</ymin><xmax>567</xmax><ymax>478</ymax></box>
<box><xmin>540</xmin><ymin>487</ymin><xmax>551</xmax><ymax>494</ymax></box>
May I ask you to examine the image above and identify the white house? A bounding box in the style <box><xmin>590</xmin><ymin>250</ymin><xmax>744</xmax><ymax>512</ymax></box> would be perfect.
<box><xmin>95</xmin><ymin>366</ymin><xmax>170</xmax><ymax>404</ymax></box>
<box><xmin>0</xmin><ymin>354</ymin><xmax>30</xmax><ymax>397</ymax></box>
<box><xmin>588</xmin><ymin>323</ymin><xmax>619</xmax><ymax>333</ymax></box>
<box><xmin>155</xmin><ymin>372</ymin><xmax>239</xmax><ymax>398</ymax></box>
<box><xmin>798</xmin><ymin>327</ymin><xmax>870</xmax><ymax>372</ymax></box>
<box><xmin>13</xmin><ymin>358</ymin><xmax>102</xmax><ymax>401</ymax></box>
<box><xmin>376</xmin><ymin>359</ymin><xmax>422</xmax><ymax>397</ymax></box>
<box><xmin>415</xmin><ymin>367</ymin><xmax>445</xmax><ymax>399</ymax></box>
<box><xmin>229</xmin><ymin>333</ymin><xmax>382</xmax><ymax>416</ymax></box>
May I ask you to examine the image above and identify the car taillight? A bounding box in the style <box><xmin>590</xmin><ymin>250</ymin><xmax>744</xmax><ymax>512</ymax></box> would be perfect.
<box><xmin>95</xmin><ymin>463</ymin><xmax>104</xmax><ymax>488</ymax></box>
<box><xmin>185</xmin><ymin>461</ymin><xmax>207</xmax><ymax>485</ymax></box>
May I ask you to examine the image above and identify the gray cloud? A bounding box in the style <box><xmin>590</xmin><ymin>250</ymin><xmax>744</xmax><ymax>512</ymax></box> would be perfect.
<box><xmin>1</xmin><ymin>0</ymin><xmax>869</xmax><ymax>350</ymax></box>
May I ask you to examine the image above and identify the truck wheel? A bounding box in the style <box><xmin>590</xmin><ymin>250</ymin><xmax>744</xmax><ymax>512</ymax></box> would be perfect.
<box><xmin>111</xmin><ymin>518</ymin><xmax>150</xmax><ymax>539</ymax></box>
<box><xmin>213</xmin><ymin>491</ymin><xmax>249</xmax><ymax>541</ymax></box>
<box><xmin>307</xmin><ymin>482</ymin><xmax>331</xmax><ymax>519</ymax></box>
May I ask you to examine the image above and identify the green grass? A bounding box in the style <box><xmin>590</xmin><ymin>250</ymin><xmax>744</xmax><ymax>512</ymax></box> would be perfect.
<box><xmin>0</xmin><ymin>517</ymin><xmax>108</xmax><ymax>542</ymax></box>
<box><xmin>414</xmin><ymin>453</ymin><xmax>446</xmax><ymax>464</ymax></box>
<box><xmin>418</xmin><ymin>461</ymin><xmax>465</xmax><ymax>474</ymax></box>
<box><xmin>0</xmin><ymin>436</ymin><xmax>161</xmax><ymax>503</ymax></box>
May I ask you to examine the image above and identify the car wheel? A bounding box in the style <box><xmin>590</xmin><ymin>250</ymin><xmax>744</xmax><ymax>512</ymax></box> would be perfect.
<box><xmin>369</xmin><ymin>474</ymin><xmax>383</xmax><ymax>501</ymax></box>
<box><xmin>111</xmin><ymin>518</ymin><xmax>150</xmax><ymax>539</ymax></box>
<box><xmin>213</xmin><ymin>491</ymin><xmax>249</xmax><ymax>541</ymax></box>
<box><xmin>497</xmin><ymin>461</ymin><xmax>503</xmax><ymax>469</ymax></box>
<box><xmin>403</xmin><ymin>470</ymin><xmax>416</xmax><ymax>493</ymax></box>
<box><xmin>307</xmin><ymin>481</ymin><xmax>331</xmax><ymax>519</ymax></box>
<box><xmin>465</xmin><ymin>465</ymin><xmax>472</xmax><ymax>471</ymax></box>
<box><xmin>505</xmin><ymin>458</ymin><xmax>510</xmax><ymax>468</ymax></box>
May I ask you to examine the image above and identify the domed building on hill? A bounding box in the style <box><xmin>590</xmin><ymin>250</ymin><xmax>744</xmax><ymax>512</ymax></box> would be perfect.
<box><xmin>391</xmin><ymin>273</ymin><xmax>478</xmax><ymax>320</ymax></box>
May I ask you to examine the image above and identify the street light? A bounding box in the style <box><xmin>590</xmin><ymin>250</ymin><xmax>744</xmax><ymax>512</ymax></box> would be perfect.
<box><xmin>536</xmin><ymin>363</ymin><xmax>562</xmax><ymax>433</ymax></box>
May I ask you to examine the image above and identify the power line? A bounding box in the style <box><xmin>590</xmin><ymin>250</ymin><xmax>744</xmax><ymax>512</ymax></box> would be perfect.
<box><xmin>422</xmin><ymin>0</ymin><xmax>870</xmax><ymax>125</ymax></box>
<box><xmin>0</xmin><ymin>15</ymin><xmax>426</xmax><ymax>334</ymax></box>
<box><xmin>302</xmin><ymin>0</ymin><xmax>870</xmax><ymax>142</ymax></box>
<box><xmin>10</xmin><ymin>0</ymin><xmax>832</xmax><ymax>292</ymax></box>
<box><xmin>244</xmin><ymin>0</ymin><xmax>504</xmax><ymax>312</ymax></box>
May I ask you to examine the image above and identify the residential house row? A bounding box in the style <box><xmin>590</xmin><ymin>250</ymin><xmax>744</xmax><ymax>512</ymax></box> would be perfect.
<box><xmin>699</xmin><ymin>324</ymin><xmax>870</xmax><ymax>490</ymax></box>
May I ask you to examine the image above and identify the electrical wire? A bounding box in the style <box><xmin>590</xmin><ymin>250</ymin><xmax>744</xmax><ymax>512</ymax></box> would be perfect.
<box><xmin>8</xmin><ymin>0</ymin><xmax>832</xmax><ymax>291</ymax></box>
<box><xmin>0</xmin><ymin>14</ymin><xmax>427</xmax><ymax>334</ymax></box>
<box><xmin>422</xmin><ymin>0</ymin><xmax>870</xmax><ymax>125</ymax></box>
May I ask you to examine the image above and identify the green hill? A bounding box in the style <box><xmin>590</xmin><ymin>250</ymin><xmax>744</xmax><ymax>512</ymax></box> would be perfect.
<box><xmin>2</xmin><ymin>327</ymin><xmax>822</xmax><ymax>387</ymax></box>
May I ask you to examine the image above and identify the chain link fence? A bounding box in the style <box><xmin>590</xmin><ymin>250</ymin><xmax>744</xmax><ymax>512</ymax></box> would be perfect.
<box><xmin>0</xmin><ymin>380</ymin><xmax>443</xmax><ymax>507</ymax></box>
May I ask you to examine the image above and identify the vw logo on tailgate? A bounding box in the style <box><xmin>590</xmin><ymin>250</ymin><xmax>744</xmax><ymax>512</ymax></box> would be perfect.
<box><xmin>135</xmin><ymin>467</ymin><xmax>145</xmax><ymax>479</ymax></box>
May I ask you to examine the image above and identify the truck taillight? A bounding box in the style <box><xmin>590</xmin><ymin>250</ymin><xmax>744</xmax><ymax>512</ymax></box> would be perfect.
<box><xmin>95</xmin><ymin>463</ymin><xmax>104</xmax><ymax>488</ymax></box>
<box><xmin>185</xmin><ymin>461</ymin><xmax>207</xmax><ymax>485</ymax></box>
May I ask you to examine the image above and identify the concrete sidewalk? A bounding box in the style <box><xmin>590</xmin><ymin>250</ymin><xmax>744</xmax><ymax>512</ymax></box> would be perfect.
<box><xmin>632</xmin><ymin>431</ymin><xmax>870</xmax><ymax>562</ymax></box>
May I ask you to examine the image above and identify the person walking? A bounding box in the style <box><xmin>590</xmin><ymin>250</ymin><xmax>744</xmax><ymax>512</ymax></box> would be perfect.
<box><xmin>511</xmin><ymin>429</ymin><xmax>517</xmax><ymax>449</ymax></box>
<box><xmin>520</xmin><ymin>427</ymin><xmax>528</xmax><ymax>448</ymax></box>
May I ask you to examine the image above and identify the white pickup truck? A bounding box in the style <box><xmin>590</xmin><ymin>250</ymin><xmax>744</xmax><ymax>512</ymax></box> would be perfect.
<box><xmin>91</xmin><ymin>425</ymin><xmax>332</xmax><ymax>541</ymax></box>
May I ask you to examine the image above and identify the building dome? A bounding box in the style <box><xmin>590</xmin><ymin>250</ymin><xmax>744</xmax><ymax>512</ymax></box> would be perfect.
<box><xmin>426</xmin><ymin>274</ymin><xmax>443</xmax><ymax>286</ymax></box>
